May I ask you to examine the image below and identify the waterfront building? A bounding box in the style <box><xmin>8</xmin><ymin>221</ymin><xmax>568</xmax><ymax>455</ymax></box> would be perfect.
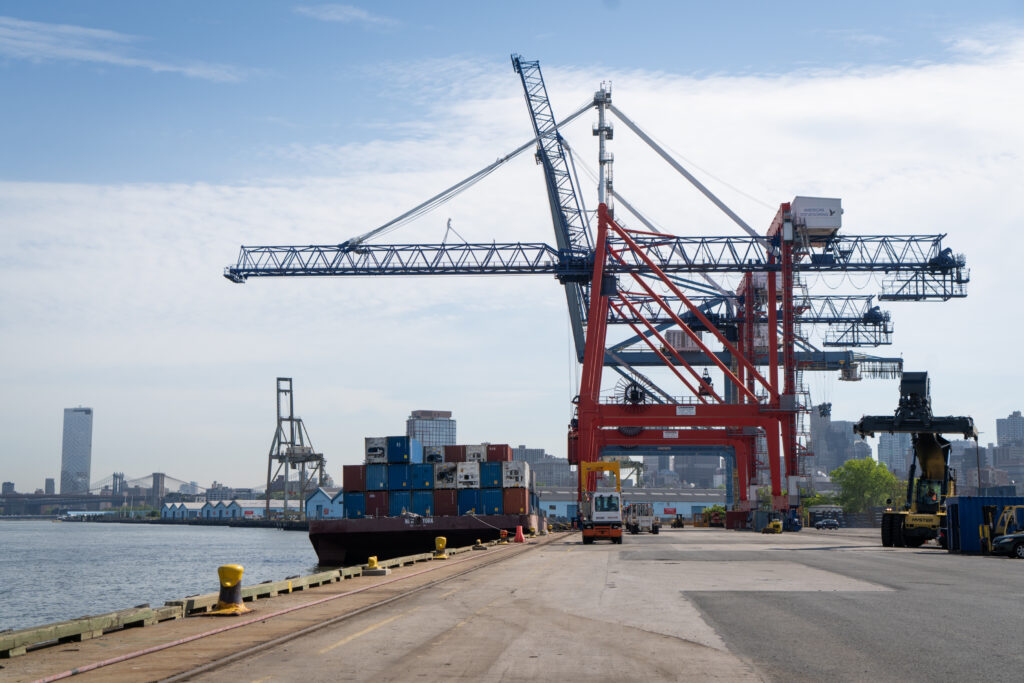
<box><xmin>45</xmin><ymin>478</ymin><xmax>55</xmax><ymax>495</ymax></box>
<box><xmin>996</xmin><ymin>410</ymin><xmax>1024</xmax><ymax>446</ymax></box>
<box><xmin>60</xmin><ymin>407</ymin><xmax>93</xmax><ymax>494</ymax></box>
<box><xmin>1</xmin><ymin>482</ymin><xmax>14</xmax><ymax>495</ymax></box>
<box><xmin>405</xmin><ymin>410</ymin><xmax>456</xmax><ymax>448</ymax></box>
<box><xmin>878</xmin><ymin>432</ymin><xmax>912</xmax><ymax>474</ymax></box>
<box><xmin>305</xmin><ymin>487</ymin><xmax>343</xmax><ymax>520</ymax></box>
<box><xmin>810</xmin><ymin>405</ymin><xmax>864</xmax><ymax>474</ymax></box>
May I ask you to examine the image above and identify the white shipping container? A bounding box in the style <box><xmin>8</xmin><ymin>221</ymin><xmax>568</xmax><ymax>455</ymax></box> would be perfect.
<box><xmin>457</xmin><ymin>462</ymin><xmax>480</xmax><ymax>489</ymax></box>
<box><xmin>424</xmin><ymin>446</ymin><xmax>444</xmax><ymax>464</ymax></box>
<box><xmin>465</xmin><ymin>445</ymin><xmax>486</xmax><ymax>462</ymax></box>
<box><xmin>664</xmin><ymin>329</ymin><xmax>702</xmax><ymax>351</ymax></box>
<box><xmin>364</xmin><ymin>437</ymin><xmax>387</xmax><ymax>464</ymax></box>
<box><xmin>502</xmin><ymin>461</ymin><xmax>530</xmax><ymax>488</ymax></box>
<box><xmin>434</xmin><ymin>463</ymin><xmax>457</xmax><ymax>489</ymax></box>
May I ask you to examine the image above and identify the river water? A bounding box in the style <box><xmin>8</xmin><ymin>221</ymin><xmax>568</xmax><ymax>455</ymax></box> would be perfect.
<box><xmin>0</xmin><ymin>520</ymin><xmax>319</xmax><ymax>632</ymax></box>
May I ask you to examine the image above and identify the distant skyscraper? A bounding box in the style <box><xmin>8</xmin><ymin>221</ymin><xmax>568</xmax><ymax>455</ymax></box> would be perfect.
<box><xmin>60</xmin><ymin>407</ymin><xmax>93</xmax><ymax>494</ymax></box>
<box><xmin>1</xmin><ymin>482</ymin><xmax>14</xmax><ymax>495</ymax></box>
<box><xmin>45</xmin><ymin>478</ymin><xmax>55</xmax><ymax>495</ymax></box>
<box><xmin>996</xmin><ymin>410</ymin><xmax>1024</xmax><ymax>446</ymax></box>
<box><xmin>878</xmin><ymin>432</ymin><xmax>912</xmax><ymax>474</ymax></box>
<box><xmin>406</xmin><ymin>410</ymin><xmax>456</xmax><ymax>448</ymax></box>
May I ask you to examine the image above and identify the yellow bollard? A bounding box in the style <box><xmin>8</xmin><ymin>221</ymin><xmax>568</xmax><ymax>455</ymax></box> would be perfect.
<box><xmin>472</xmin><ymin>537</ymin><xmax>487</xmax><ymax>550</ymax></box>
<box><xmin>367</xmin><ymin>555</ymin><xmax>378</xmax><ymax>569</ymax></box>
<box><xmin>434</xmin><ymin>536</ymin><xmax>448</xmax><ymax>560</ymax></box>
<box><xmin>203</xmin><ymin>564</ymin><xmax>251</xmax><ymax>616</ymax></box>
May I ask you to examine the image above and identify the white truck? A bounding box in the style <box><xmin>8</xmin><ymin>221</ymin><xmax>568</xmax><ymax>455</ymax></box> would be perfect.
<box><xmin>624</xmin><ymin>502</ymin><xmax>660</xmax><ymax>535</ymax></box>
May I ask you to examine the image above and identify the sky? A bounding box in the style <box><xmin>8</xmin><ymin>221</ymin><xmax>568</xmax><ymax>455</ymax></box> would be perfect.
<box><xmin>1</xmin><ymin>1</ymin><xmax>1022</xmax><ymax>492</ymax></box>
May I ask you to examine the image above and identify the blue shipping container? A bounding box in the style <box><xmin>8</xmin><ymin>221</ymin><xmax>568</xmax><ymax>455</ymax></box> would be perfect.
<box><xmin>480</xmin><ymin>489</ymin><xmax>502</xmax><ymax>515</ymax></box>
<box><xmin>366</xmin><ymin>464</ymin><xmax>388</xmax><ymax>491</ymax></box>
<box><xmin>457</xmin><ymin>489</ymin><xmax>479</xmax><ymax>515</ymax></box>
<box><xmin>345</xmin><ymin>493</ymin><xmax>366</xmax><ymax>519</ymax></box>
<box><xmin>412</xmin><ymin>490</ymin><xmax>433</xmax><ymax>516</ymax></box>
<box><xmin>388</xmin><ymin>464</ymin><xmax>411</xmax><ymax>490</ymax></box>
<box><xmin>480</xmin><ymin>462</ymin><xmax>502</xmax><ymax>488</ymax></box>
<box><xmin>386</xmin><ymin>436</ymin><xmax>424</xmax><ymax>464</ymax></box>
<box><xmin>946</xmin><ymin>495</ymin><xmax>1024</xmax><ymax>554</ymax></box>
<box><xmin>412</xmin><ymin>463</ymin><xmax>434</xmax><ymax>490</ymax></box>
<box><xmin>389</xmin><ymin>491</ymin><xmax>412</xmax><ymax>516</ymax></box>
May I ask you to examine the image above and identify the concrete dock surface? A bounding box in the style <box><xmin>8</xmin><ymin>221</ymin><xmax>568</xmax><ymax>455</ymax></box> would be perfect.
<box><xmin>4</xmin><ymin>528</ymin><xmax>1023</xmax><ymax>682</ymax></box>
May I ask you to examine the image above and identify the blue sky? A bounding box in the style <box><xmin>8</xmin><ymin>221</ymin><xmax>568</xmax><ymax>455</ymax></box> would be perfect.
<box><xmin>1</xmin><ymin>2</ymin><xmax>1022</xmax><ymax>492</ymax></box>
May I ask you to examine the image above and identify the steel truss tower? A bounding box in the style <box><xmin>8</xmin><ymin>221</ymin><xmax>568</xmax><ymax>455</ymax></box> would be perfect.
<box><xmin>265</xmin><ymin>377</ymin><xmax>325</xmax><ymax>519</ymax></box>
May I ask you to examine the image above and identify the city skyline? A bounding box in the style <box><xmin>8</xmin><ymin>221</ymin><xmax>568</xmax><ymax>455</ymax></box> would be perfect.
<box><xmin>2</xmin><ymin>2</ymin><xmax>1022</xmax><ymax>489</ymax></box>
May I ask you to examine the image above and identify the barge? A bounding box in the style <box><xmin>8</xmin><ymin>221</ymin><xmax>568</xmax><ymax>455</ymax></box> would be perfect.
<box><xmin>309</xmin><ymin>512</ymin><xmax>540</xmax><ymax>566</ymax></box>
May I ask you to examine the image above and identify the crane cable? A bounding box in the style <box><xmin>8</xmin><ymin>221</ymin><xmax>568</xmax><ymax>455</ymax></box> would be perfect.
<box><xmin>342</xmin><ymin>101</ymin><xmax>594</xmax><ymax>249</ymax></box>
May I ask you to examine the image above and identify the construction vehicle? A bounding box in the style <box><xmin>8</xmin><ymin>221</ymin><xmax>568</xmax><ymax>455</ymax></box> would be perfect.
<box><xmin>761</xmin><ymin>514</ymin><xmax>783</xmax><ymax>534</ymax></box>
<box><xmin>579</xmin><ymin>461</ymin><xmax>623</xmax><ymax>545</ymax></box>
<box><xmin>671</xmin><ymin>514</ymin><xmax>685</xmax><ymax>528</ymax></box>
<box><xmin>624</xmin><ymin>502</ymin><xmax>660</xmax><ymax>535</ymax></box>
<box><xmin>854</xmin><ymin>372</ymin><xmax>976</xmax><ymax>548</ymax></box>
<box><xmin>981</xmin><ymin>505</ymin><xmax>1024</xmax><ymax>555</ymax></box>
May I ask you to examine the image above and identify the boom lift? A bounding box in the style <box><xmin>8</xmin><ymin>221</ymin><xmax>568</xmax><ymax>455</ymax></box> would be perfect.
<box><xmin>579</xmin><ymin>461</ymin><xmax>623</xmax><ymax>544</ymax></box>
<box><xmin>853</xmin><ymin>372</ymin><xmax>977</xmax><ymax>548</ymax></box>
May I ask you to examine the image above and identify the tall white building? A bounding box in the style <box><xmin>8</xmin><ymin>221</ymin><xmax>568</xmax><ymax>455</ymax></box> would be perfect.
<box><xmin>877</xmin><ymin>432</ymin><xmax>911</xmax><ymax>475</ymax></box>
<box><xmin>405</xmin><ymin>410</ymin><xmax>456</xmax><ymax>448</ymax></box>
<box><xmin>60</xmin><ymin>407</ymin><xmax>93</xmax><ymax>494</ymax></box>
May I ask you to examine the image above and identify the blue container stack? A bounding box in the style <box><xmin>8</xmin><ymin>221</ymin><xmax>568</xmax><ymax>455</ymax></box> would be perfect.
<box><xmin>458</xmin><ymin>489</ymin><xmax>480</xmax><ymax>515</ymax></box>
<box><xmin>346</xmin><ymin>492</ymin><xmax>366</xmax><ymax>519</ymax></box>
<box><xmin>412</xmin><ymin>490</ymin><xmax>433</xmax><ymax>516</ymax></box>
<box><xmin>389</xmin><ymin>491</ymin><xmax>412</xmax><ymax>517</ymax></box>
<box><xmin>388</xmin><ymin>464</ymin><xmax>411</xmax><ymax>491</ymax></box>
<box><xmin>366</xmin><ymin>464</ymin><xmax>388</xmax><ymax>491</ymax></box>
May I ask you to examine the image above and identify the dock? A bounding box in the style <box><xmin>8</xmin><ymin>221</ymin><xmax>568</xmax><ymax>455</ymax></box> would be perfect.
<box><xmin>2</xmin><ymin>528</ymin><xmax>1021</xmax><ymax>681</ymax></box>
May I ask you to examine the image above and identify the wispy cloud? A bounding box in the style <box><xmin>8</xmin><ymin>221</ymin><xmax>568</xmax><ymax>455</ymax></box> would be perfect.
<box><xmin>0</xmin><ymin>15</ymin><xmax>245</xmax><ymax>81</ymax></box>
<box><xmin>826</xmin><ymin>29</ymin><xmax>891</xmax><ymax>47</ymax></box>
<box><xmin>294</xmin><ymin>4</ymin><xmax>397</xmax><ymax>27</ymax></box>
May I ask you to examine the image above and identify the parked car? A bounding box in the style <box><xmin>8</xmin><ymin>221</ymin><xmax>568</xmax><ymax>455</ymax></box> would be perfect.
<box><xmin>991</xmin><ymin>530</ymin><xmax>1024</xmax><ymax>558</ymax></box>
<box><xmin>815</xmin><ymin>518</ymin><xmax>840</xmax><ymax>530</ymax></box>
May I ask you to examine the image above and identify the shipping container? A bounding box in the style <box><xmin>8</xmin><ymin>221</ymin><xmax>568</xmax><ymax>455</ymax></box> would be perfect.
<box><xmin>424</xmin><ymin>446</ymin><xmax>444</xmax><ymax>464</ymax></box>
<box><xmin>457</xmin><ymin>462</ymin><xmax>480</xmax><ymax>489</ymax></box>
<box><xmin>365</xmin><ymin>491</ymin><xmax>388</xmax><ymax>517</ymax></box>
<box><xmin>458</xmin><ymin>489</ymin><xmax>480</xmax><ymax>515</ymax></box>
<box><xmin>366</xmin><ymin>464</ymin><xmax>388</xmax><ymax>491</ymax></box>
<box><xmin>443</xmin><ymin>445</ymin><xmax>466</xmax><ymax>463</ymax></box>
<box><xmin>502</xmin><ymin>461</ymin><xmax>530</xmax><ymax>488</ymax></box>
<box><xmin>345</xmin><ymin>492</ymin><xmax>366</xmax><ymax>519</ymax></box>
<box><xmin>412</xmin><ymin>490</ymin><xmax>433</xmax><ymax>517</ymax></box>
<box><xmin>486</xmin><ymin>444</ymin><xmax>513</xmax><ymax>462</ymax></box>
<box><xmin>502</xmin><ymin>488</ymin><xmax>529</xmax><ymax>515</ymax></box>
<box><xmin>946</xmin><ymin>495</ymin><xmax>1024</xmax><ymax>554</ymax></box>
<box><xmin>479</xmin><ymin>462</ymin><xmax>502</xmax><ymax>488</ymax></box>
<box><xmin>479</xmin><ymin>489</ymin><xmax>503</xmax><ymax>515</ymax></box>
<box><xmin>388</xmin><ymin>464</ymin><xmax>411</xmax><ymax>491</ymax></box>
<box><xmin>434</xmin><ymin>463</ymin><xmax>458</xmax><ymax>489</ymax></box>
<box><xmin>342</xmin><ymin>464</ymin><xmax>366</xmax><ymax>493</ymax></box>
<box><xmin>465</xmin><ymin>445</ymin><xmax>486</xmax><ymax>462</ymax></box>
<box><xmin>434</xmin><ymin>489</ymin><xmax>458</xmax><ymax>516</ymax></box>
<box><xmin>364</xmin><ymin>437</ymin><xmax>387</xmax><ymax>464</ymax></box>
<box><xmin>389</xmin><ymin>491</ymin><xmax>412</xmax><ymax>517</ymax></box>
<box><xmin>386</xmin><ymin>436</ymin><xmax>424</xmax><ymax>464</ymax></box>
<box><xmin>412</xmin><ymin>463</ymin><xmax>435</xmax><ymax>489</ymax></box>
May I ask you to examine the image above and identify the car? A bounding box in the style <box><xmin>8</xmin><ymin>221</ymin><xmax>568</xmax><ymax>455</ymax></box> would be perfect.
<box><xmin>815</xmin><ymin>518</ymin><xmax>840</xmax><ymax>530</ymax></box>
<box><xmin>991</xmin><ymin>531</ymin><xmax>1024</xmax><ymax>558</ymax></box>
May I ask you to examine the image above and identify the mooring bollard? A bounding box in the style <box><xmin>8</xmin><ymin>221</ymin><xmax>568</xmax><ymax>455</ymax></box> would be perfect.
<box><xmin>498</xmin><ymin>529</ymin><xmax>509</xmax><ymax>544</ymax></box>
<box><xmin>203</xmin><ymin>564</ymin><xmax>251</xmax><ymax>616</ymax></box>
<box><xmin>434</xmin><ymin>536</ymin><xmax>448</xmax><ymax>560</ymax></box>
<box><xmin>472</xmin><ymin>538</ymin><xmax>487</xmax><ymax>550</ymax></box>
<box><xmin>363</xmin><ymin>555</ymin><xmax>390</xmax><ymax>576</ymax></box>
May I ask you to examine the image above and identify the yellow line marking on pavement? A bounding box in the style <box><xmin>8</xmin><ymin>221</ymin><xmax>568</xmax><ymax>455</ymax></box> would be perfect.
<box><xmin>439</xmin><ymin>588</ymin><xmax>458</xmax><ymax>598</ymax></box>
<box><xmin>318</xmin><ymin>606</ymin><xmax>421</xmax><ymax>654</ymax></box>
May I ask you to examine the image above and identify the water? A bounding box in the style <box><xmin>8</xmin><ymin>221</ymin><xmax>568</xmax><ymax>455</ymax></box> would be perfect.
<box><xmin>0</xmin><ymin>521</ymin><xmax>319</xmax><ymax>632</ymax></box>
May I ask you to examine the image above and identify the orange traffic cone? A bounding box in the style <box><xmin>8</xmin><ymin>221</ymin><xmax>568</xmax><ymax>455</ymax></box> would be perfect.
<box><xmin>513</xmin><ymin>525</ymin><xmax>525</xmax><ymax>543</ymax></box>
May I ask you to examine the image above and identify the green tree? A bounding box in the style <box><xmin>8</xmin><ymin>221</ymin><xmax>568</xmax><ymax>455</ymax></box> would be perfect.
<box><xmin>801</xmin><ymin>492</ymin><xmax>836</xmax><ymax>508</ymax></box>
<box><xmin>830</xmin><ymin>458</ymin><xmax>903</xmax><ymax>513</ymax></box>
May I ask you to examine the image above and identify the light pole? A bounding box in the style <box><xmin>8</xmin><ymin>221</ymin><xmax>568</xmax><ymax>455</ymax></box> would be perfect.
<box><xmin>974</xmin><ymin>434</ymin><xmax>983</xmax><ymax>495</ymax></box>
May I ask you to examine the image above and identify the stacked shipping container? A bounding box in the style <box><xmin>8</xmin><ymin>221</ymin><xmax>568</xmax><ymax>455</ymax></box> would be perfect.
<box><xmin>341</xmin><ymin>439</ymin><xmax>533</xmax><ymax>519</ymax></box>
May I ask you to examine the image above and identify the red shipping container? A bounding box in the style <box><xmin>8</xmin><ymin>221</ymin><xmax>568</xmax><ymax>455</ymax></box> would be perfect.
<box><xmin>502</xmin><ymin>488</ymin><xmax>529</xmax><ymax>515</ymax></box>
<box><xmin>365</xmin><ymin>491</ymin><xmax>389</xmax><ymax>517</ymax></box>
<box><xmin>433</xmin><ymin>489</ymin><xmax>458</xmax><ymax>516</ymax></box>
<box><xmin>443</xmin><ymin>445</ymin><xmax>466</xmax><ymax>463</ymax></box>
<box><xmin>486</xmin><ymin>444</ymin><xmax>513</xmax><ymax>462</ymax></box>
<box><xmin>342</xmin><ymin>465</ymin><xmax>366</xmax><ymax>493</ymax></box>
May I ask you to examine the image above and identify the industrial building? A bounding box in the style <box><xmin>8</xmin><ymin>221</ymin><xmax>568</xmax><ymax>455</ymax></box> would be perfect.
<box><xmin>60</xmin><ymin>407</ymin><xmax>93</xmax><ymax>494</ymax></box>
